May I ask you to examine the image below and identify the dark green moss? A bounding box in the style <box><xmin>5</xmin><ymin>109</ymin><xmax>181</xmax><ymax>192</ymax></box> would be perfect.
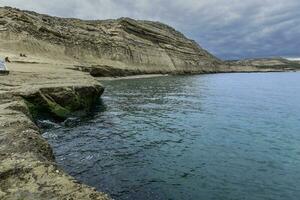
<box><xmin>41</xmin><ymin>93</ymin><xmax>72</xmax><ymax>119</ymax></box>
<box><xmin>23</xmin><ymin>99</ymin><xmax>40</xmax><ymax>119</ymax></box>
<box><xmin>22</xmin><ymin>86</ymin><xmax>103</xmax><ymax>121</ymax></box>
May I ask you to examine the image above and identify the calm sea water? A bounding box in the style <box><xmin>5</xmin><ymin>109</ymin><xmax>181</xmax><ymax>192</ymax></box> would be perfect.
<box><xmin>43</xmin><ymin>73</ymin><xmax>300</xmax><ymax>200</ymax></box>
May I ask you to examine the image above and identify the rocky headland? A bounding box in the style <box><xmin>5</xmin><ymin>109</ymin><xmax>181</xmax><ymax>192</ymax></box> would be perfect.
<box><xmin>0</xmin><ymin>6</ymin><xmax>299</xmax><ymax>200</ymax></box>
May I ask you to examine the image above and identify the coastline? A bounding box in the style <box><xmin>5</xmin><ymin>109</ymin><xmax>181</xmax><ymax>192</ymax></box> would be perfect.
<box><xmin>0</xmin><ymin>60</ymin><xmax>298</xmax><ymax>199</ymax></box>
<box><xmin>0</xmin><ymin>6</ymin><xmax>299</xmax><ymax>200</ymax></box>
<box><xmin>0</xmin><ymin>62</ymin><xmax>111</xmax><ymax>199</ymax></box>
<box><xmin>97</xmin><ymin>74</ymin><xmax>169</xmax><ymax>81</ymax></box>
<box><xmin>96</xmin><ymin>69</ymin><xmax>298</xmax><ymax>81</ymax></box>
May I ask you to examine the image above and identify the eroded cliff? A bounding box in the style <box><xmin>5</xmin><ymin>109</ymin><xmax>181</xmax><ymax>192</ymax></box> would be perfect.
<box><xmin>0</xmin><ymin>6</ymin><xmax>222</xmax><ymax>75</ymax></box>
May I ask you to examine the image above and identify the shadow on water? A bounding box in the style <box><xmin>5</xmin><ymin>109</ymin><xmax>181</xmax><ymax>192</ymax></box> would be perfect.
<box><xmin>37</xmin><ymin>97</ymin><xmax>107</xmax><ymax>130</ymax></box>
<box><xmin>84</xmin><ymin>98</ymin><xmax>108</xmax><ymax>120</ymax></box>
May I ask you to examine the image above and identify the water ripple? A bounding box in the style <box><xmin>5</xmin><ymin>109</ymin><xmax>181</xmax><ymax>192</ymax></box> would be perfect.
<box><xmin>43</xmin><ymin>73</ymin><xmax>300</xmax><ymax>200</ymax></box>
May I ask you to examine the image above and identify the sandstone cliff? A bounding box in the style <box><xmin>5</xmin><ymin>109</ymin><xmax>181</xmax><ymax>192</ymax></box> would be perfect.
<box><xmin>0</xmin><ymin>6</ymin><xmax>223</xmax><ymax>76</ymax></box>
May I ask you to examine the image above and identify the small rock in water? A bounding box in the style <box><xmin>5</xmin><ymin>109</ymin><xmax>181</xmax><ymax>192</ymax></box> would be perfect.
<box><xmin>37</xmin><ymin>120</ymin><xmax>60</xmax><ymax>129</ymax></box>
<box><xmin>63</xmin><ymin>117</ymin><xmax>80</xmax><ymax>127</ymax></box>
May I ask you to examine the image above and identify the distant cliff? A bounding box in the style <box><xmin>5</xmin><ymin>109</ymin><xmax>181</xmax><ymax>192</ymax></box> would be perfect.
<box><xmin>226</xmin><ymin>57</ymin><xmax>300</xmax><ymax>71</ymax></box>
<box><xmin>0</xmin><ymin>6</ymin><xmax>223</xmax><ymax>76</ymax></box>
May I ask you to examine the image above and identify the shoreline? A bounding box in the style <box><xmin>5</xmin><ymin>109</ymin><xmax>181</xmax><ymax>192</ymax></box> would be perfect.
<box><xmin>0</xmin><ymin>7</ymin><xmax>299</xmax><ymax>199</ymax></box>
<box><xmin>0</xmin><ymin>62</ymin><xmax>111</xmax><ymax>199</ymax></box>
<box><xmin>96</xmin><ymin>74</ymin><xmax>169</xmax><ymax>81</ymax></box>
<box><xmin>0</xmin><ymin>61</ymin><xmax>299</xmax><ymax>199</ymax></box>
<box><xmin>97</xmin><ymin>69</ymin><xmax>298</xmax><ymax>81</ymax></box>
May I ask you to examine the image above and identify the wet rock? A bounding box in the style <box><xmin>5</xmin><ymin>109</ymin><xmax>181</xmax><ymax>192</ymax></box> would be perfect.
<box><xmin>63</xmin><ymin>117</ymin><xmax>81</xmax><ymax>127</ymax></box>
<box><xmin>37</xmin><ymin>119</ymin><xmax>60</xmax><ymax>129</ymax></box>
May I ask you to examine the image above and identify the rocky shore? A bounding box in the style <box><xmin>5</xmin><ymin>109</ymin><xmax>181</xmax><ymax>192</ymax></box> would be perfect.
<box><xmin>0</xmin><ymin>59</ymin><xmax>293</xmax><ymax>200</ymax></box>
<box><xmin>0</xmin><ymin>6</ymin><xmax>300</xmax><ymax>200</ymax></box>
<box><xmin>0</xmin><ymin>61</ymin><xmax>110</xmax><ymax>199</ymax></box>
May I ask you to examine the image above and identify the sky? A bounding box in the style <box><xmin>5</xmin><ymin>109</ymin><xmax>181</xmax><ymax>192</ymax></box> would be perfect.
<box><xmin>0</xmin><ymin>0</ymin><xmax>299</xmax><ymax>60</ymax></box>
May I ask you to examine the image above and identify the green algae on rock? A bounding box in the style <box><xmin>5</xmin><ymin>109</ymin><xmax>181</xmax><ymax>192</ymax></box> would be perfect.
<box><xmin>23</xmin><ymin>85</ymin><xmax>104</xmax><ymax>120</ymax></box>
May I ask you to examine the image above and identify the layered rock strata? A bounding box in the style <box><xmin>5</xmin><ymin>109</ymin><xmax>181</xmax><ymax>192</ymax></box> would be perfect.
<box><xmin>0</xmin><ymin>6</ymin><xmax>221</xmax><ymax>75</ymax></box>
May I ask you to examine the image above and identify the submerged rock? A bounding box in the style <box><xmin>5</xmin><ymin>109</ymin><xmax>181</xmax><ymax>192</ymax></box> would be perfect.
<box><xmin>37</xmin><ymin>119</ymin><xmax>60</xmax><ymax>129</ymax></box>
<box><xmin>63</xmin><ymin>117</ymin><xmax>81</xmax><ymax>127</ymax></box>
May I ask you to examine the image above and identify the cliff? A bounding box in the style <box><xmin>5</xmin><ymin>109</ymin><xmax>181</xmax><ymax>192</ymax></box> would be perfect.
<box><xmin>0</xmin><ymin>5</ymin><xmax>299</xmax><ymax>200</ymax></box>
<box><xmin>0</xmin><ymin>6</ymin><xmax>229</xmax><ymax>199</ymax></box>
<box><xmin>0</xmin><ymin>6</ymin><xmax>222</xmax><ymax>76</ymax></box>
<box><xmin>226</xmin><ymin>57</ymin><xmax>300</xmax><ymax>71</ymax></box>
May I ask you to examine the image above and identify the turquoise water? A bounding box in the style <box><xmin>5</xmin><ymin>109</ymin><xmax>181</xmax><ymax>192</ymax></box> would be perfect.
<box><xmin>43</xmin><ymin>73</ymin><xmax>300</xmax><ymax>200</ymax></box>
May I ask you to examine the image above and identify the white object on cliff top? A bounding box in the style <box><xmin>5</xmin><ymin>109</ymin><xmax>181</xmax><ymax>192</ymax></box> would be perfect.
<box><xmin>0</xmin><ymin>58</ymin><xmax>9</xmax><ymax>74</ymax></box>
<box><xmin>0</xmin><ymin>59</ymin><xmax>6</xmax><ymax>69</ymax></box>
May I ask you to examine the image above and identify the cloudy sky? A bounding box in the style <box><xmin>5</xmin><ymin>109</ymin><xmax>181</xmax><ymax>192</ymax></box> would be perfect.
<box><xmin>0</xmin><ymin>0</ymin><xmax>299</xmax><ymax>60</ymax></box>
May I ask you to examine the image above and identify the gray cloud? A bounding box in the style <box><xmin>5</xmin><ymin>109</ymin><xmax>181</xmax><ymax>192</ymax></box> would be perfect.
<box><xmin>0</xmin><ymin>0</ymin><xmax>299</xmax><ymax>59</ymax></box>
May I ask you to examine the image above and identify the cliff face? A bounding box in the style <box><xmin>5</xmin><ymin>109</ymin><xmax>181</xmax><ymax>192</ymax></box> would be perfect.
<box><xmin>0</xmin><ymin>7</ymin><xmax>222</xmax><ymax>75</ymax></box>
